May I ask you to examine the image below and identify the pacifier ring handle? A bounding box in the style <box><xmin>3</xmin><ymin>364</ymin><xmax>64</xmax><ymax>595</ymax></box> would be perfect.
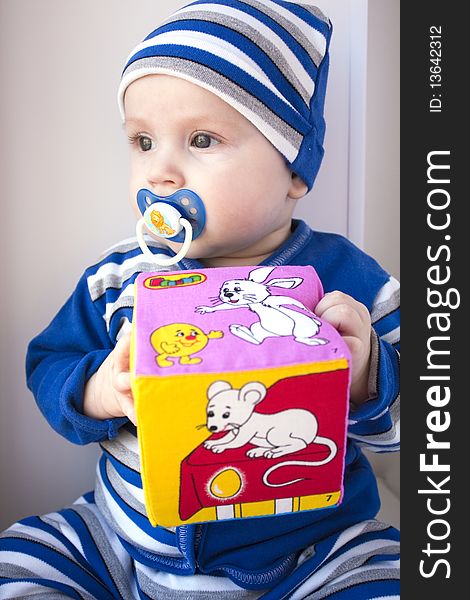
<box><xmin>136</xmin><ymin>217</ymin><xmax>193</xmax><ymax>266</ymax></box>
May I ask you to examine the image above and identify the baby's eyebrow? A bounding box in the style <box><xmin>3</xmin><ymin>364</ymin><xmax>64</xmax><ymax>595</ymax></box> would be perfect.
<box><xmin>188</xmin><ymin>115</ymin><xmax>235</xmax><ymax>128</ymax></box>
<box><xmin>123</xmin><ymin>113</ymin><xmax>236</xmax><ymax>131</ymax></box>
<box><xmin>123</xmin><ymin>117</ymin><xmax>148</xmax><ymax>129</ymax></box>
<box><xmin>165</xmin><ymin>107</ymin><xmax>237</xmax><ymax>126</ymax></box>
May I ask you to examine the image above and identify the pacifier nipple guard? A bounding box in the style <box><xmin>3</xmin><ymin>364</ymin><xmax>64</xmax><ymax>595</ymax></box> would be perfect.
<box><xmin>135</xmin><ymin>189</ymin><xmax>206</xmax><ymax>266</ymax></box>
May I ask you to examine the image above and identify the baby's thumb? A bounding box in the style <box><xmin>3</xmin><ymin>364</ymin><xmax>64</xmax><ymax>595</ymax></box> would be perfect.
<box><xmin>114</xmin><ymin>333</ymin><xmax>132</xmax><ymax>369</ymax></box>
<box><xmin>119</xmin><ymin>393</ymin><xmax>136</xmax><ymax>426</ymax></box>
<box><xmin>115</xmin><ymin>371</ymin><xmax>131</xmax><ymax>393</ymax></box>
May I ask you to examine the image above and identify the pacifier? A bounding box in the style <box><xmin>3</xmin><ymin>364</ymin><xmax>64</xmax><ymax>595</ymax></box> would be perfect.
<box><xmin>135</xmin><ymin>188</ymin><xmax>206</xmax><ymax>266</ymax></box>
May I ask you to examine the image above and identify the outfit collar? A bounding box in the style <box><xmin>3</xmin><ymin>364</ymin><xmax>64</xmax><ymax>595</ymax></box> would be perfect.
<box><xmin>179</xmin><ymin>219</ymin><xmax>311</xmax><ymax>271</ymax></box>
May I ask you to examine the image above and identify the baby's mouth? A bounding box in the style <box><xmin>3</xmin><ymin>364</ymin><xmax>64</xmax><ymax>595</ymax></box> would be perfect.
<box><xmin>228</xmin><ymin>299</ymin><xmax>239</xmax><ymax>303</ymax></box>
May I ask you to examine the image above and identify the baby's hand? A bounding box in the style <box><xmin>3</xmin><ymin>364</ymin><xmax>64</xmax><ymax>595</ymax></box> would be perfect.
<box><xmin>83</xmin><ymin>333</ymin><xmax>136</xmax><ymax>425</ymax></box>
<box><xmin>315</xmin><ymin>291</ymin><xmax>372</xmax><ymax>407</ymax></box>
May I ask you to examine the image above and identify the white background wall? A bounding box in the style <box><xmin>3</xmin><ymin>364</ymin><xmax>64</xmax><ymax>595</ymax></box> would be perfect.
<box><xmin>0</xmin><ymin>0</ymin><xmax>399</xmax><ymax>529</ymax></box>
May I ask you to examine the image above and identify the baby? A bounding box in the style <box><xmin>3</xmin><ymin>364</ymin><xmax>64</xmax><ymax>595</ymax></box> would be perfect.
<box><xmin>0</xmin><ymin>1</ymin><xmax>400</xmax><ymax>598</ymax></box>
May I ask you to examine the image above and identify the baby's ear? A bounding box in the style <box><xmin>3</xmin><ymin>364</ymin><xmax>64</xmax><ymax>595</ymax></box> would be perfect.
<box><xmin>288</xmin><ymin>173</ymin><xmax>308</xmax><ymax>199</ymax></box>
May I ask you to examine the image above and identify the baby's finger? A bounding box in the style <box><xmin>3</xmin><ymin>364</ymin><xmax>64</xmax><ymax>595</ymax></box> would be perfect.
<box><xmin>113</xmin><ymin>333</ymin><xmax>132</xmax><ymax>370</ymax></box>
<box><xmin>115</xmin><ymin>370</ymin><xmax>132</xmax><ymax>394</ymax></box>
<box><xmin>341</xmin><ymin>334</ymin><xmax>367</xmax><ymax>360</ymax></box>
<box><xmin>318</xmin><ymin>302</ymin><xmax>366</xmax><ymax>339</ymax></box>
<box><xmin>316</xmin><ymin>292</ymin><xmax>370</xmax><ymax>328</ymax></box>
<box><xmin>120</xmin><ymin>395</ymin><xmax>137</xmax><ymax>426</ymax></box>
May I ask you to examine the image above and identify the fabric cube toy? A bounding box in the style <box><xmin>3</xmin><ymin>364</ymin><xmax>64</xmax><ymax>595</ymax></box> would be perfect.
<box><xmin>131</xmin><ymin>265</ymin><xmax>351</xmax><ymax>527</ymax></box>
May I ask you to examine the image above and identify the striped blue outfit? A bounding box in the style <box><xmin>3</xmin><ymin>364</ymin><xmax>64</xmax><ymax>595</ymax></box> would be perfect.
<box><xmin>0</xmin><ymin>220</ymin><xmax>400</xmax><ymax>598</ymax></box>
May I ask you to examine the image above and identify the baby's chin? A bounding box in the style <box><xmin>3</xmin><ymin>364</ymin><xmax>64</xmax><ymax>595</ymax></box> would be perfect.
<box><xmin>162</xmin><ymin>237</ymin><xmax>206</xmax><ymax>260</ymax></box>
<box><xmin>164</xmin><ymin>236</ymin><xmax>220</xmax><ymax>260</ymax></box>
<box><xmin>164</xmin><ymin>237</ymin><xmax>270</xmax><ymax>267</ymax></box>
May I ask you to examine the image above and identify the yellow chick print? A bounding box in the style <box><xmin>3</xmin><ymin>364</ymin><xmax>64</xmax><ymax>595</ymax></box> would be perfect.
<box><xmin>150</xmin><ymin>323</ymin><xmax>224</xmax><ymax>367</ymax></box>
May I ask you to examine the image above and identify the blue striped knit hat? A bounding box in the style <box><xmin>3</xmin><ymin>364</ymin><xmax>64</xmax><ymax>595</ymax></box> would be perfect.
<box><xmin>118</xmin><ymin>0</ymin><xmax>332</xmax><ymax>191</ymax></box>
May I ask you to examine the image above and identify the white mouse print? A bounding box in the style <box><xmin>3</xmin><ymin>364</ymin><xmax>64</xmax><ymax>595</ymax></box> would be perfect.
<box><xmin>203</xmin><ymin>381</ymin><xmax>337</xmax><ymax>487</ymax></box>
<box><xmin>196</xmin><ymin>266</ymin><xmax>328</xmax><ymax>346</ymax></box>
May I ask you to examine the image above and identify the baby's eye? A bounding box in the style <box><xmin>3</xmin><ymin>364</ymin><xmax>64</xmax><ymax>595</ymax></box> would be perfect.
<box><xmin>222</xmin><ymin>412</ymin><xmax>230</xmax><ymax>419</ymax></box>
<box><xmin>128</xmin><ymin>133</ymin><xmax>154</xmax><ymax>152</ymax></box>
<box><xmin>138</xmin><ymin>135</ymin><xmax>154</xmax><ymax>151</ymax></box>
<box><xmin>191</xmin><ymin>133</ymin><xmax>219</xmax><ymax>149</ymax></box>
<box><xmin>176</xmin><ymin>331</ymin><xmax>185</xmax><ymax>337</ymax></box>
<box><xmin>234</xmin><ymin>286</ymin><xmax>242</xmax><ymax>293</ymax></box>
<box><xmin>207</xmin><ymin>411</ymin><xmax>215</xmax><ymax>418</ymax></box>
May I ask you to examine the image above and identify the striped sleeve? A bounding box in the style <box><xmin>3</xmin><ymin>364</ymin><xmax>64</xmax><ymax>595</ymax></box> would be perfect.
<box><xmin>25</xmin><ymin>238</ymin><xmax>174</xmax><ymax>445</ymax></box>
<box><xmin>25</xmin><ymin>269</ymin><xmax>127</xmax><ymax>445</ymax></box>
<box><xmin>347</xmin><ymin>276</ymin><xmax>400</xmax><ymax>453</ymax></box>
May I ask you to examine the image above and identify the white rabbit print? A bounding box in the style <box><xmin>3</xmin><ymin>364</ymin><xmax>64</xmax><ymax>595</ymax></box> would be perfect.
<box><xmin>196</xmin><ymin>266</ymin><xmax>329</xmax><ymax>346</ymax></box>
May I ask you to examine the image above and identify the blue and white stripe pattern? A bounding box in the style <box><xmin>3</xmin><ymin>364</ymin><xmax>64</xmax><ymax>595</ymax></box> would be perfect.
<box><xmin>2</xmin><ymin>221</ymin><xmax>400</xmax><ymax>597</ymax></box>
<box><xmin>117</xmin><ymin>0</ymin><xmax>333</xmax><ymax>191</ymax></box>
<box><xmin>0</xmin><ymin>494</ymin><xmax>399</xmax><ymax>599</ymax></box>
<box><xmin>347</xmin><ymin>276</ymin><xmax>400</xmax><ymax>454</ymax></box>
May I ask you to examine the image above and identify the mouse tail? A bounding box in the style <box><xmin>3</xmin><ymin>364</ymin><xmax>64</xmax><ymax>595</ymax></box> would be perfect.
<box><xmin>262</xmin><ymin>437</ymin><xmax>338</xmax><ymax>487</ymax></box>
<box><xmin>262</xmin><ymin>470</ymin><xmax>305</xmax><ymax>487</ymax></box>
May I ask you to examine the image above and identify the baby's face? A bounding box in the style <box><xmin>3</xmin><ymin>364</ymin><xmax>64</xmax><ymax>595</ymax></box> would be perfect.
<box><xmin>124</xmin><ymin>75</ymin><xmax>307</xmax><ymax>266</ymax></box>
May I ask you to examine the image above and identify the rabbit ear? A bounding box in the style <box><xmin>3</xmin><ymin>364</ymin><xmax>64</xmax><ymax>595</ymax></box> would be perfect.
<box><xmin>267</xmin><ymin>277</ymin><xmax>303</xmax><ymax>289</ymax></box>
<box><xmin>248</xmin><ymin>266</ymin><xmax>276</xmax><ymax>283</ymax></box>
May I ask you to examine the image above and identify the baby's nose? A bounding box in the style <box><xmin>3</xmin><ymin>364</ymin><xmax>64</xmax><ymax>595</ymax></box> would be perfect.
<box><xmin>209</xmin><ymin>425</ymin><xmax>218</xmax><ymax>432</ymax></box>
<box><xmin>224</xmin><ymin>292</ymin><xmax>234</xmax><ymax>298</ymax></box>
<box><xmin>146</xmin><ymin>148</ymin><xmax>185</xmax><ymax>191</ymax></box>
<box><xmin>186</xmin><ymin>334</ymin><xmax>196</xmax><ymax>340</ymax></box>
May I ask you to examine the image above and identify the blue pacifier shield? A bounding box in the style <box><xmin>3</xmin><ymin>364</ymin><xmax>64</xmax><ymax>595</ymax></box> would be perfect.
<box><xmin>137</xmin><ymin>188</ymin><xmax>206</xmax><ymax>243</ymax></box>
